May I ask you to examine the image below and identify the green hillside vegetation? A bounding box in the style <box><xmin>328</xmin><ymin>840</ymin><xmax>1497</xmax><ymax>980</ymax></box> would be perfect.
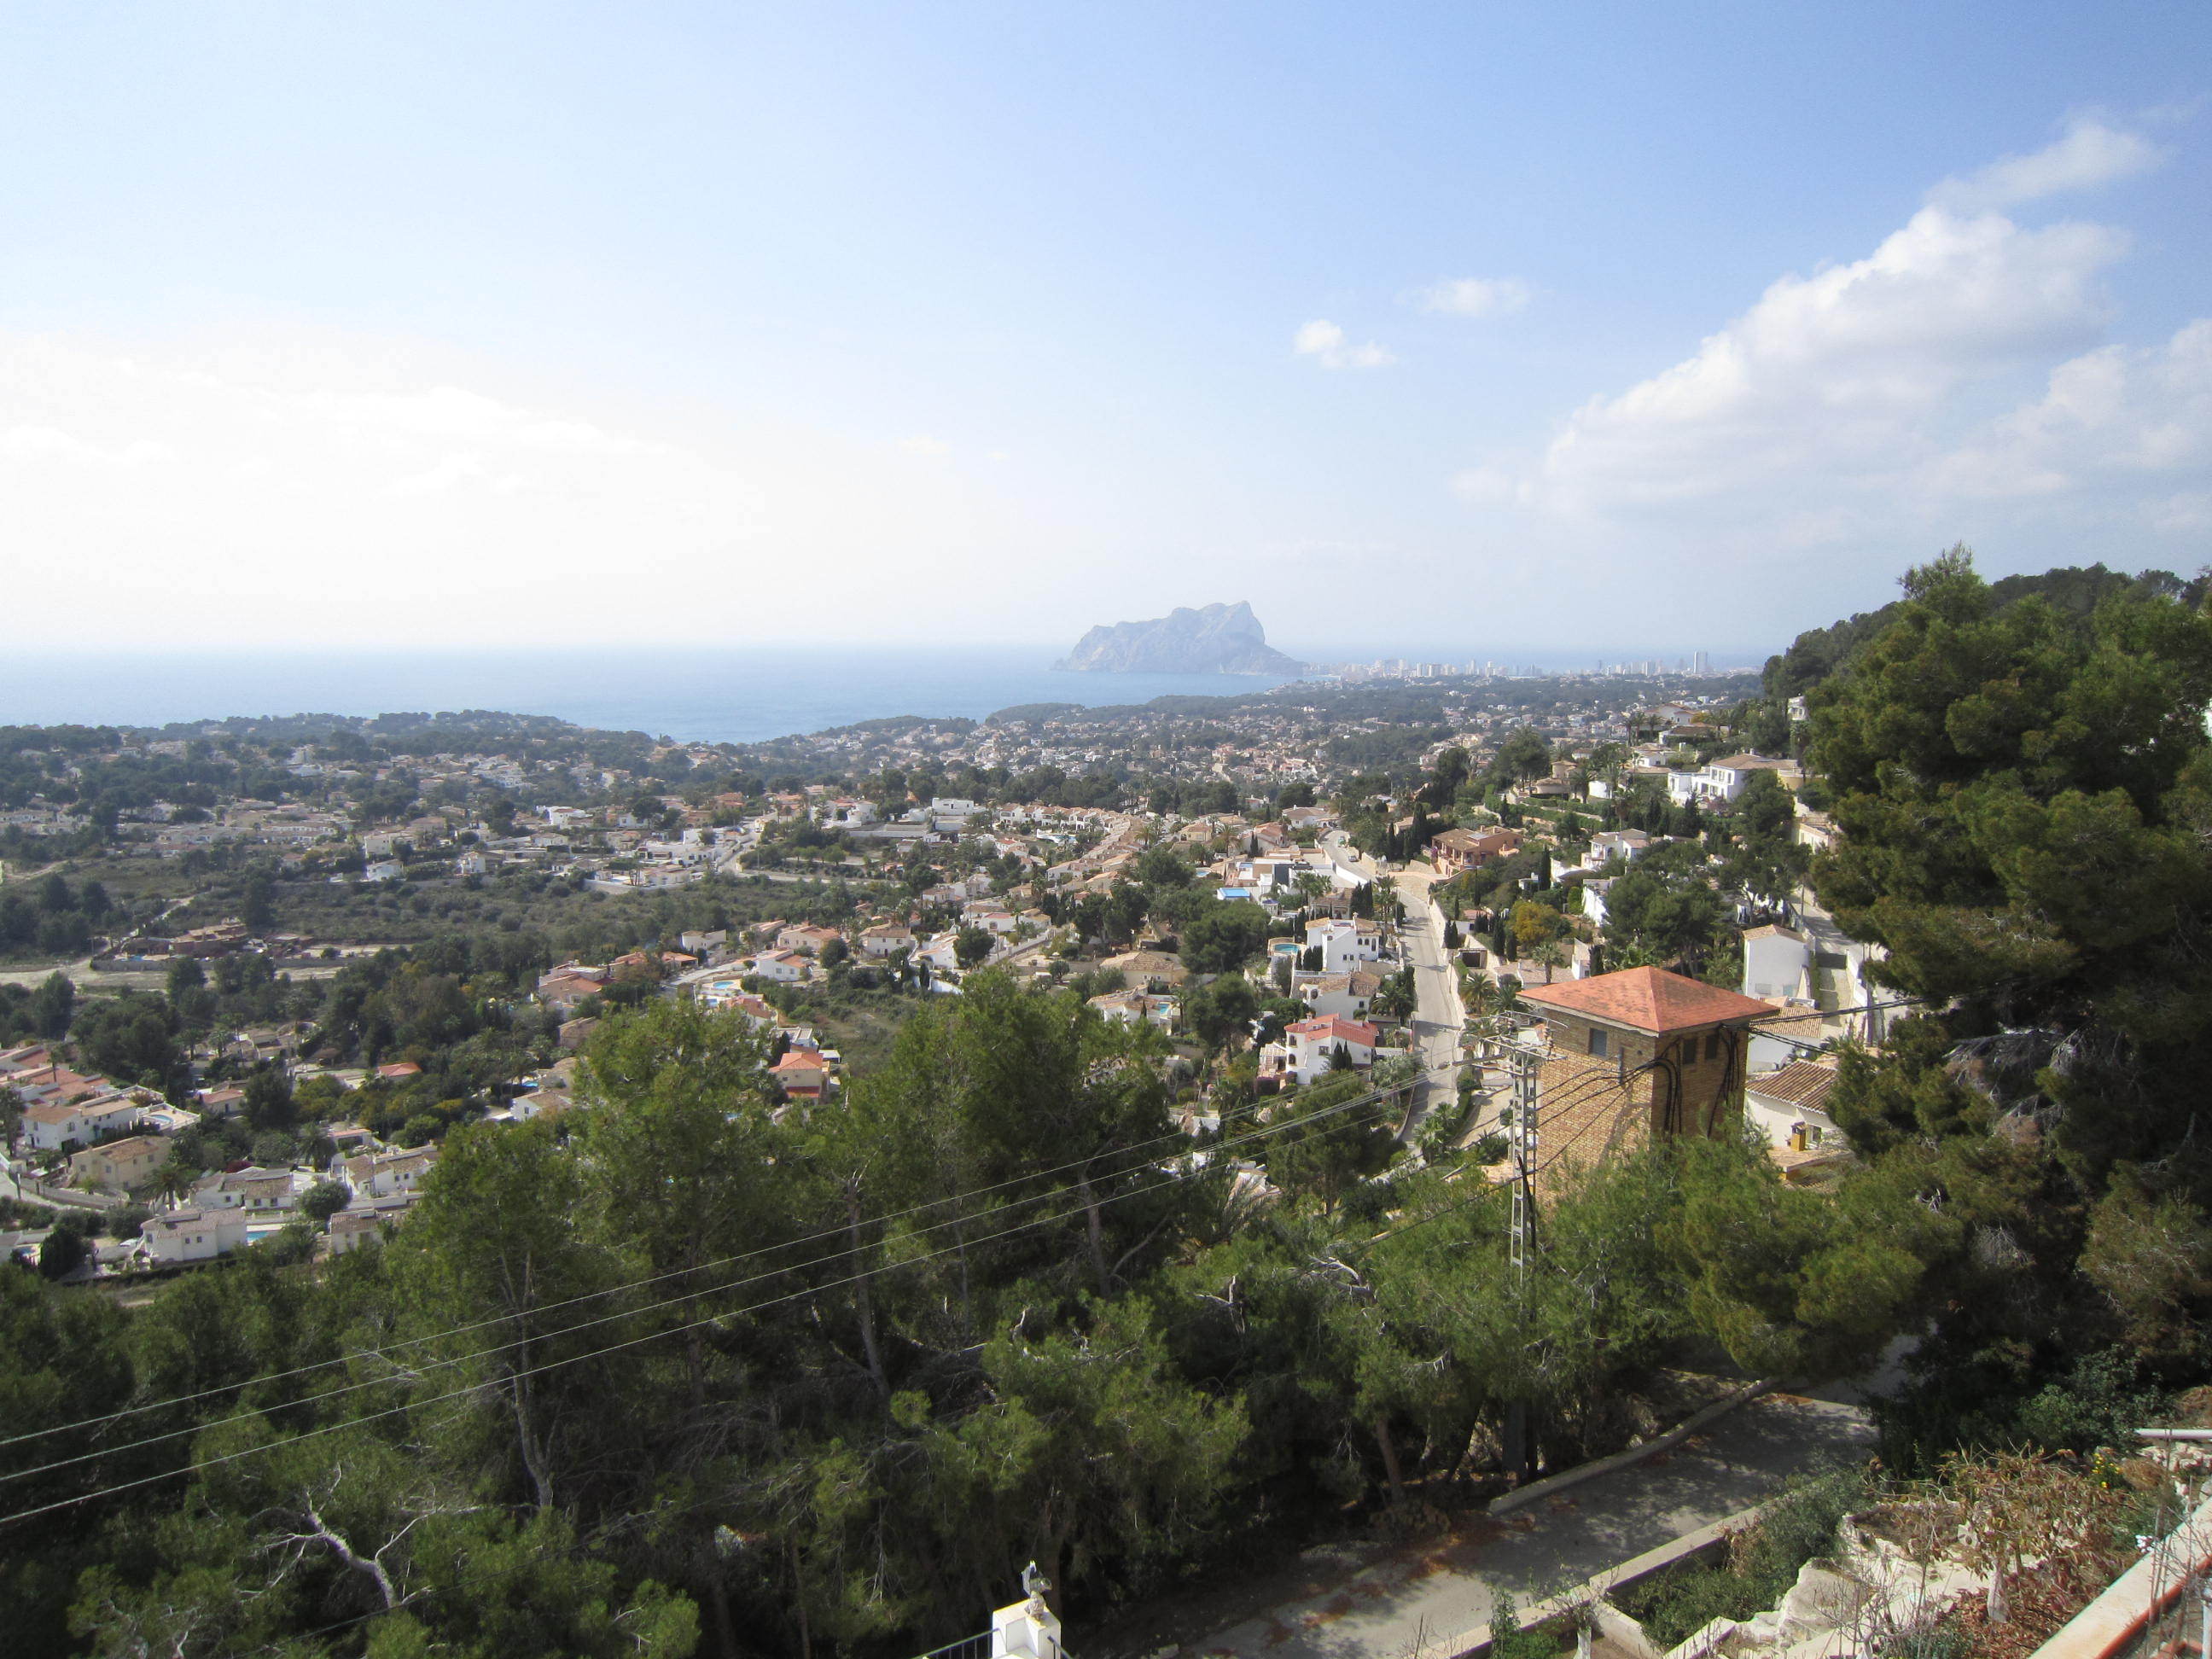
<box><xmin>1804</xmin><ymin>547</ymin><xmax>2212</xmax><ymax>1464</ymax></box>
<box><xmin>1762</xmin><ymin>555</ymin><xmax>2209</xmax><ymax>701</ymax></box>
<box><xmin>5</xmin><ymin>983</ymin><xmax>1920</xmax><ymax>1659</ymax></box>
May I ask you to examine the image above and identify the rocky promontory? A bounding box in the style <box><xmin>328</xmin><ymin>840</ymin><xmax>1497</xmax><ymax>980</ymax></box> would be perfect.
<box><xmin>1055</xmin><ymin>602</ymin><xmax>1304</xmax><ymax>675</ymax></box>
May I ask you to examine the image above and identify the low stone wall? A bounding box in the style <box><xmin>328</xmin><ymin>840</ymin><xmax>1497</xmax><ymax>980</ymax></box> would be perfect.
<box><xmin>2028</xmin><ymin>1494</ymin><xmax>2212</xmax><ymax>1659</ymax></box>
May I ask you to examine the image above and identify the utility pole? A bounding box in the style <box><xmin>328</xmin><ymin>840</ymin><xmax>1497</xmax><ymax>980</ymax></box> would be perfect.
<box><xmin>1508</xmin><ymin>1044</ymin><xmax>1538</xmax><ymax>1278</ymax></box>
<box><xmin>1503</xmin><ymin>1039</ymin><xmax>1539</xmax><ymax>1482</ymax></box>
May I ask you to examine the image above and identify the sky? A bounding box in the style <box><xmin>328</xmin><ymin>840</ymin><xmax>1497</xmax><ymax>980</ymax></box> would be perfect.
<box><xmin>0</xmin><ymin>1</ymin><xmax>2207</xmax><ymax>661</ymax></box>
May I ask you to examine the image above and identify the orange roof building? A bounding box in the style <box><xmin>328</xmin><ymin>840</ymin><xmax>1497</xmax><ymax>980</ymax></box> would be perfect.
<box><xmin>1519</xmin><ymin>967</ymin><xmax>1773</xmax><ymax>1037</ymax></box>
<box><xmin>1516</xmin><ymin>966</ymin><xmax>1774</xmax><ymax>1173</ymax></box>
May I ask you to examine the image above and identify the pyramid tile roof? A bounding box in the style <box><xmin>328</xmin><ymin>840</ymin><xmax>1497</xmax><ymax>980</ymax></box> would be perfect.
<box><xmin>1520</xmin><ymin>966</ymin><xmax>1774</xmax><ymax>1036</ymax></box>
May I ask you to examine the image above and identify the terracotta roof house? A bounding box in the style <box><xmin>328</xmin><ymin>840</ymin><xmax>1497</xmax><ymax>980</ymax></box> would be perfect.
<box><xmin>67</xmin><ymin>1133</ymin><xmax>169</xmax><ymax>1192</ymax></box>
<box><xmin>1428</xmin><ymin>827</ymin><xmax>1522</xmax><ymax>875</ymax></box>
<box><xmin>1101</xmin><ymin>949</ymin><xmax>1188</xmax><ymax>987</ymax></box>
<box><xmin>1517</xmin><ymin>967</ymin><xmax>1776</xmax><ymax>1173</ymax></box>
<box><xmin>1266</xmin><ymin>1016</ymin><xmax>1382</xmax><ymax>1086</ymax></box>
<box><xmin>771</xmin><ymin>1049</ymin><xmax>831</xmax><ymax>1100</ymax></box>
<box><xmin>1745</xmin><ymin>1058</ymin><xmax>1845</xmax><ymax>1167</ymax></box>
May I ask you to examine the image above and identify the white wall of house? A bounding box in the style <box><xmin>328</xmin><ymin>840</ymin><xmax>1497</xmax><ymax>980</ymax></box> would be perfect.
<box><xmin>1745</xmin><ymin>1089</ymin><xmax>1838</xmax><ymax>1150</ymax></box>
<box><xmin>1743</xmin><ymin>929</ymin><xmax>1812</xmax><ymax>1002</ymax></box>
<box><xmin>142</xmin><ymin>1209</ymin><xmax>249</xmax><ymax>1265</ymax></box>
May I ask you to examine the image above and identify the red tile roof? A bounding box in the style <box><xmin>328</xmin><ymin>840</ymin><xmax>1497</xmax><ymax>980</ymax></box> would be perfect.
<box><xmin>1288</xmin><ymin>1016</ymin><xmax>1380</xmax><ymax>1045</ymax></box>
<box><xmin>1747</xmin><ymin>1059</ymin><xmax>1839</xmax><ymax>1110</ymax></box>
<box><xmin>1520</xmin><ymin>967</ymin><xmax>1773</xmax><ymax>1035</ymax></box>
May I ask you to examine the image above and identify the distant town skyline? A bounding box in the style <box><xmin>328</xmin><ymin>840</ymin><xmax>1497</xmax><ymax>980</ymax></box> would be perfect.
<box><xmin>0</xmin><ymin>3</ymin><xmax>2205</xmax><ymax>653</ymax></box>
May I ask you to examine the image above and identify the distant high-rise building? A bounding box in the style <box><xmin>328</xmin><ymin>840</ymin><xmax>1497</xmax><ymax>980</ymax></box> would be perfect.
<box><xmin>1691</xmin><ymin>650</ymin><xmax>1711</xmax><ymax>676</ymax></box>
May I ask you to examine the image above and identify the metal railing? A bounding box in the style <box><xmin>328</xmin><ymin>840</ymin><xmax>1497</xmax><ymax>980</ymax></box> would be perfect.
<box><xmin>911</xmin><ymin>1634</ymin><xmax>992</xmax><ymax>1659</ymax></box>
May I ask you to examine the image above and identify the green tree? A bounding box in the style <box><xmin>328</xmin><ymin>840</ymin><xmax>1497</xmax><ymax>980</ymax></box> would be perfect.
<box><xmin>395</xmin><ymin>1120</ymin><xmax>624</xmax><ymax>1511</ymax></box>
<box><xmin>300</xmin><ymin>1178</ymin><xmax>352</xmax><ymax>1224</ymax></box>
<box><xmin>914</xmin><ymin>1298</ymin><xmax>1247</xmax><ymax>1615</ymax></box>
<box><xmin>1183</xmin><ymin>973</ymin><xmax>1260</xmax><ymax>1050</ymax></box>
<box><xmin>1802</xmin><ymin>547</ymin><xmax>2212</xmax><ymax>1457</ymax></box>
<box><xmin>1603</xmin><ymin>845</ymin><xmax>1732</xmax><ymax>974</ymax></box>
<box><xmin>241</xmin><ymin>873</ymin><xmax>276</xmax><ymax>932</ymax></box>
<box><xmin>32</xmin><ymin>970</ymin><xmax>74</xmax><ymax>1039</ymax></box>
<box><xmin>1180</xmin><ymin>899</ymin><xmax>1270</xmax><ymax>975</ymax></box>
<box><xmin>38</xmin><ymin>1220</ymin><xmax>89</xmax><ymax>1279</ymax></box>
<box><xmin>70</xmin><ymin>992</ymin><xmax>181</xmax><ymax>1090</ymax></box>
<box><xmin>243</xmin><ymin>1067</ymin><xmax>297</xmax><ymax>1132</ymax></box>
<box><xmin>953</xmin><ymin>925</ymin><xmax>994</xmax><ymax>969</ymax></box>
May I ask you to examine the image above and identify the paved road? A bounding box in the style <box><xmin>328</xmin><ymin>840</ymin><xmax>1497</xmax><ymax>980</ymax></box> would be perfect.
<box><xmin>1175</xmin><ymin>1391</ymin><xmax>1875</xmax><ymax>1659</ymax></box>
<box><xmin>1389</xmin><ymin>864</ymin><xmax>1465</xmax><ymax>1134</ymax></box>
<box><xmin>1321</xmin><ymin>835</ymin><xmax>1464</xmax><ymax>1135</ymax></box>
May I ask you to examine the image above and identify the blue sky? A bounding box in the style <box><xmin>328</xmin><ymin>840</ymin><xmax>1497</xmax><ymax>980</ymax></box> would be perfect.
<box><xmin>1</xmin><ymin>2</ymin><xmax>2206</xmax><ymax>660</ymax></box>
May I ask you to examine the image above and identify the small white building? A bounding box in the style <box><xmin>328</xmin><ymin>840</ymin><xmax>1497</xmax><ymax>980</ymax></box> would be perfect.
<box><xmin>859</xmin><ymin>923</ymin><xmax>915</xmax><ymax>958</ymax></box>
<box><xmin>329</xmin><ymin>1195</ymin><xmax>417</xmax><ymax>1254</ymax></box>
<box><xmin>19</xmin><ymin>1092</ymin><xmax>143</xmax><ymax>1152</ymax></box>
<box><xmin>1295</xmin><ymin>969</ymin><xmax>1380</xmax><ymax>1022</ymax></box>
<box><xmin>748</xmin><ymin>949</ymin><xmax>809</xmax><ymax>983</ymax></box>
<box><xmin>141</xmin><ymin>1207</ymin><xmax>250</xmax><ymax>1265</ymax></box>
<box><xmin>1304</xmin><ymin>917</ymin><xmax>1386</xmax><ymax>975</ymax></box>
<box><xmin>1588</xmin><ymin>830</ymin><xmax>1650</xmax><ymax>866</ymax></box>
<box><xmin>192</xmin><ymin>1167</ymin><xmax>301</xmax><ymax>1214</ymax></box>
<box><xmin>343</xmin><ymin>1147</ymin><xmax>438</xmax><ymax>1200</ymax></box>
<box><xmin>1088</xmin><ymin>989</ymin><xmax>1178</xmax><ymax>1030</ymax></box>
<box><xmin>1745</xmin><ymin>1059</ymin><xmax>1842</xmax><ymax>1152</ymax></box>
<box><xmin>1668</xmin><ymin>754</ymin><xmax>1794</xmax><ymax>806</ymax></box>
<box><xmin>1742</xmin><ymin>923</ymin><xmax>1813</xmax><ymax>1003</ymax></box>
<box><xmin>1266</xmin><ymin>1016</ymin><xmax>1381</xmax><ymax>1086</ymax></box>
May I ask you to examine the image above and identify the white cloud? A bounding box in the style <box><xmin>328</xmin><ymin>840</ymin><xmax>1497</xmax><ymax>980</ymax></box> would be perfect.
<box><xmin>1451</xmin><ymin>121</ymin><xmax>2212</xmax><ymax>627</ymax></box>
<box><xmin>1930</xmin><ymin>117</ymin><xmax>2163</xmax><ymax>212</ymax></box>
<box><xmin>1475</xmin><ymin>205</ymin><xmax>2128</xmax><ymax>515</ymax></box>
<box><xmin>896</xmin><ymin>434</ymin><xmax>952</xmax><ymax>457</ymax></box>
<box><xmin>1294</xmin><ymin>318</ymin><xmax>1395</xmax><ymax>370</ymax></box>
<box><xmin>1924</xmin><ymin>319</ymin><xmax>2212</xmax><ymax>501</ymax></box>
<box><xmin>1419</xmin><ymin>277</ymin><xmax>1530</xmax><ymax>318</ymax></box>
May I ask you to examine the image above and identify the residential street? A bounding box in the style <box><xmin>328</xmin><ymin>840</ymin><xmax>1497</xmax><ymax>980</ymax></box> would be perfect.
<box><xmin>1323</xmin><ymin>831</ymin><xmax>1464</xmax><ymax>1134</ymax></box>
<box><xmin>1144</xmin><ymin>1391</ymin><xmax>1876</xmax><ymax>1659</ymax></box>
<box><xmin>1389</xmin><ymin>864</ymin><xmax>1466</xmax><ymax>1128</ymax></box>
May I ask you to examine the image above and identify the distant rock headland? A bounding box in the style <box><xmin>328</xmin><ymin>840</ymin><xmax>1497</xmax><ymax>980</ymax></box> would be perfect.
<box><xmin>1055</xmin><ymin>602</ymin><xmax>1305</xmax><ymax>675</ymax></box>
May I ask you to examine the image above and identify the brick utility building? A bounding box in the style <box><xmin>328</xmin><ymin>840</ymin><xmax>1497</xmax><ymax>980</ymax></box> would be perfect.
<box><xmin>1516</xmin><ymin>967</ymin><xmax>1776</xmax><ymax>1175</ymax></box>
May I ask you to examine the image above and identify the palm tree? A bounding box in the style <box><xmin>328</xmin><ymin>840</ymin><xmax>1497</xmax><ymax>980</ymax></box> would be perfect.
<box><xmin>152</xmin><ymin>1154</ymin><xmax>195</xmax><ymax>1209</ymax></box>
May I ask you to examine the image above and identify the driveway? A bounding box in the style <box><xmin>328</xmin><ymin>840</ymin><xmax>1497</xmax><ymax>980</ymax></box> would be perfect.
<box><xmin>1147</xmin><ymin>1391</ymin><xmax>1875</xmax><ymax>1659</ymax></box>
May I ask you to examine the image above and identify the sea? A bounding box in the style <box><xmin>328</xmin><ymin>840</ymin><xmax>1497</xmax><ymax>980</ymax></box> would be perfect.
<box><xmin>1</xmin><ymin>647</ymin><xmax>1307</xmax><ymax>746</ymax></box>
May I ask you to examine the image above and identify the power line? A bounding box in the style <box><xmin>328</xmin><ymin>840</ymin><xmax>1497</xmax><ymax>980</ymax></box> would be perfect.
<box><xmin>2</xmin><ymin>1074</ymin><xmax>1412</xmax><ymax>1458</ymax></box>
<box><xmin>0</xmin><ymin>1086</ymin><xmax>1405</xmax><ymax>1531</ymax></box>
<box><xmin>1</xmin><ymin>1081</ymin><xmax>1410</xmax><ymax>1499</ymax></box>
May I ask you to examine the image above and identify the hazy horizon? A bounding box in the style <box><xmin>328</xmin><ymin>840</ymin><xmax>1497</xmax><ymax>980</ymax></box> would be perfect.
<box><xmin>1</xmin><ymin>637</ymin><xmax>1762</xmax><ymax>744</ymax></box>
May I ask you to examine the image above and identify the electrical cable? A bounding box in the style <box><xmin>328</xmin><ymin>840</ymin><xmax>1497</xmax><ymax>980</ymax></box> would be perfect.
<box><xmin>0</xmin><ymin>1093</ymin><xmax>1406</xmax><ymax>1530</ymax></box>
<box><xmin>0</xmin><ymin>1069</ymin><xmax>1411</xmax><ymax>1457</ymax></box>
<box><xmin>0</xmin><ymin>1081</ymin><xmax>1408</xmax><ymax>1497</ymax></box>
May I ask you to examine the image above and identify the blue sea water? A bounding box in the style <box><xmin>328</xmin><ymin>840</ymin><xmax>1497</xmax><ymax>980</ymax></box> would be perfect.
<box><xmin>1</xmin><ymin>647</ymin><xmax>1304</xmax><ymax>745</ymax></box>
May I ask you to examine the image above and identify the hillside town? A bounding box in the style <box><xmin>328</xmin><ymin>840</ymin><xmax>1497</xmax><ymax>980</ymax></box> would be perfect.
<box><xmin>3</xmin><ymin>662</ymin><xmax>1852</xmax><ymax>1277</ymax></box>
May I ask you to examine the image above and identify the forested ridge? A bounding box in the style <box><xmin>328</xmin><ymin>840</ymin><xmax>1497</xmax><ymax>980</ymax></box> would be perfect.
<box><xmin>9</xmin><ymin>549</ymin><xmax>2212</xmax><ymax>1657</ymax></box>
